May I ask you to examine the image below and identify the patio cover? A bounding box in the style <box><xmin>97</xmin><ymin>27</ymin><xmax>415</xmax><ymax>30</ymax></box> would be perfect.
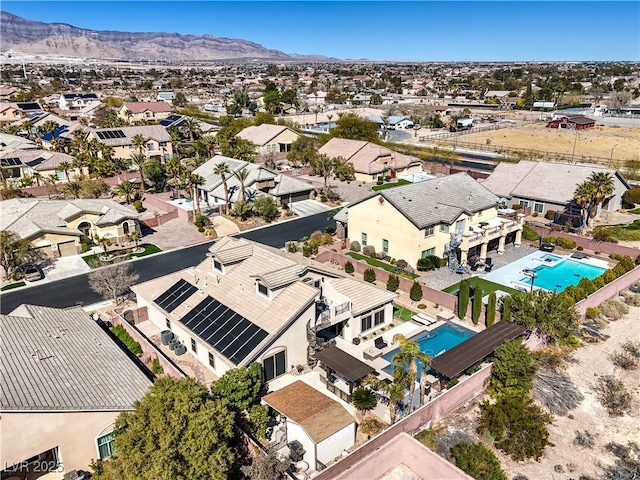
<box><xmin>430</xmin><ymin>321</ymin><xmax>527</xmax><ymax>379</ymax></box>
<box><xmin>314</xmin><ymin>345</ymin><xmax>375</xmax><ymax>383</ymax></box>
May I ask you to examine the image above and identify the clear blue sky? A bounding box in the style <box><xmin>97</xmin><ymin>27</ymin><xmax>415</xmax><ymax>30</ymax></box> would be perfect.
<box><xmin>4</xmin><ymin>1</ymin><xmax>639</xmax><ymax>61</ymax></box>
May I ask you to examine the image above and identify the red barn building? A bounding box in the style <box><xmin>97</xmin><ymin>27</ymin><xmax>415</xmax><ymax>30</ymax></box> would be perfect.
<box><xmin>546</xmin><ymin>115</ymin><xmax>595</xmax><ymax>130</ymax></box>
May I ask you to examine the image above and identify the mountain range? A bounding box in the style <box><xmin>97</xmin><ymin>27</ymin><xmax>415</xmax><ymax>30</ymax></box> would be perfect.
<box><xmin>0</xmin><ymin>12</ymin><xmax>331</xmax><ymax>62</ymax></box>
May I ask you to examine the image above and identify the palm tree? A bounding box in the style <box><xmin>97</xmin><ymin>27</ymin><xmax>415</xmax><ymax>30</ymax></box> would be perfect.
<box><xmin>21</xmin><ymin>120</ymin><xmax>35</xmax><ymax>140</ymax></box>
<box><xmin>391</xmin><ymin>334</ymin><xmax>431</xmax><ymax>407</ymax></box>
<box><xmin>181</xmin><ymin>117</ymin><xmax>201</xmax><ymax>142</ymax></box>
<box><xmin>199</xmin><ymin>134</ymin><xmax>217</xmax><ymax>158</ymax></box>
<box><xmin>124</xmin><ymin>109</ymin><xmax>133</xmax><ymax>125</ymax></box>
<box><xmin>214</xmin><ymin>162</ymin><xmax>231</xmax><ymax>214</ymax></box>
<box><xmin>234</xmin><ymin>167</ymin><xmax>251</xmax><ymax>201</ymax></box>
<box><xmin>32</xmin><ymin>171</ymin><xmax>42</xmax><ymax>187</ymax></box>
<box><xmin>64</xmin><ymin>180</ymin><xmax>83</xmax><ymax>199</ymax></box>
<box><xmin>312</xmin><ymin>154</ymin><xmax>334</xmax><ymax>188</ymax></box>
<box><xmin>131</xmin><ymin>134</ymin><xmax>146</xmax><ymax>155</ymax></box>
<box><xmin>57</xmin><ymin>161</ymin><xmax>72</xmax><ymax>181</ymax></box>
<box><xmin>130</xmin><ymin>152</ymin><xmax>147</xmax><ymax>190</ymax></box>
<box><xmin>363</xmin><ymin>374</ymin><xmax>406</xmax><ymax>425</ymax></box>
<box><xmin>189</xmin><ymin>173</ymin><xmax>205</xmax><ymax>214</ymax></box>
<box><xmin>50</xmin><ymin>137</ymin><xmax>64</xmax><ymax>152</ymax></box>
<box><xmin>128</xmin><ymin>230</ymin><xmax>141</xmax><ymax>248</ymax></box>
<box><xmin>114</xmin><ymin>180</ymin><xmax>136</xmax><ymax>204</ymax></box>
<box><xmin>573</xmin><ymin>181</ymin><xmax>595</xmax><ymax>225</ymax></box>
<box><xmin>39</xmin><ymin>120</ymin><xmax>59</xmax><ymax>140</ymax></box>
<box><xmin>588</xmin><ymin>171</ymin><xmax>615</xmax><ymax>221</ymax></box>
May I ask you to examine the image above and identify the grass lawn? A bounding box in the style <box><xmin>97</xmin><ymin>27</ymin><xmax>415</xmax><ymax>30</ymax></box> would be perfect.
<box><xmin>83</xmin><ymin>243</ymin><xmax>162</xmax><ymax>267</ymax></box>
<box><xmin>393</xmin><ymin>304</ymin><xmax>419</xmax><ymax>322</ymax></box>
<box><xmin>372</xmin><ymin>179</ymin><xmax>411</xmax><ymax>191</ymax></box>
<box><xmin>628</xmin><ymin>208</ymin><xmax>640</xmax><ymax>215</ymax></box>
<box><xmin>593</xmin><ymin>220</ymin><xmax>640</xmax><ymax>241</ymax></box>
<box><xmin>1</xmin><ymin>281</ymin><xmax>26</xmax><ymax>291</ymax></box>
<box><xmin>345</xmin><ymin>251</ymin><xmax>418</xmax><ymax>279</ymax></box>
<box><xmin>443</xmin><ymin>277</ymin><xmax>519</xmax><ymax>297</ymax></box>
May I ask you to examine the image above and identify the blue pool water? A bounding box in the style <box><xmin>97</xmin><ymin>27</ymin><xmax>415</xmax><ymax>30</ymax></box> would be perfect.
<box><xmin>382</xmin><ymin>323</ymin><xmax>476</xmax><ymax>376</ymax></box>
<box><xmin>540</xmin><ymin>254</ymin><xmax>561</xmax><ymax>262</ymax></box>
<box><xmin>520</xmin><ymin>259</ymin><xmax>606</xmax><ymax>292</ymax></box>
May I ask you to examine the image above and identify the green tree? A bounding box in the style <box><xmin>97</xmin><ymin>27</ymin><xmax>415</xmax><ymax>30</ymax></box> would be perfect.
<box><xmin>0</xmin><ymin>231</ymin><xmax>44</xmax><ymax>281</ymax></box>
<box><xmin>211</xmin><ymin>363</ymin><xmax>262</xmax><ymax>412</ymax></box>
<box><xmin>234</xmin><ymin>167</ymin><xmax>251</xmax><ymax>201</ymax></box>
<box><xmin>509</xmin><ymin>290</ymin><xmax>579</xmax><ymax>344</ymax></box>
<box><xmin>472</xmin><ymin>286</ymin><xmax>483</xmax><ymax>325</ymax></box>
<box><xmin>90</xmin><ymin>377</ymin><xmax>236</xmax><ymax>480</ymax></box>
<box><xmin>410</xmin><ymin>281</ymin><xmax>422</xmax><ymax>302</ymax></box>
<box><xmin>392</xmin><ymin>334</ymin><xmax>431</xmax><ymax>407</ymax></box>
<box><xmin>363</xmin><ymin>268</ymin><xmax>376</xmax><ymax>283</ymax></box>
<box><xmin>263</xmin><ymin>90</ymin><xmax>281</xmax><ymax>113</ymax></box>
<box><xmin>501</xmin><ymin>295</ymin><xmax>512</xmax><ymax>321</ymax></box>
<box><xmin>479</xmin><ymin>393</ymin><xmax>552</xmax><ymax>461</ymax></box>
<box><xmin>458</xmin><ymin>279</ymin><xmax>470</xmax><ymax>319</ymax></box>
<box><xmin>486</xmin><ymin>292</ymin><xmax>496</xmax><ymax>327</ymax></box>
<box><xmin>64</xmin><ymin>180</ymin><xmax>83</xmax><ymax>199</ymax></box>
<box><xmin>181</xmin><ymin>117</ymin><xmax>201</xmax><ymax>142</ymax></box>
<box><xmin>311</xmin><ymin>154</ymin><xmax>334</xmax><ymax>188</ymax></box>
<box><xmin>143</xmin><ymin>159</ymin><xmax>166</xmax><ymax>192</ymax></box>
<box><xmin>574</xmin><ymin>180</ymin><xmax>595</xmax><ymax>225</ymax></box>
<box><xmin>130</xmin><ymin>152</ymin><xmax>147</xmax><ymax>190</ymax></box>
<box><xmin>173</xmin><ymin>91</ymin><xmax>187</xmax><ymax>107</ymax></box>
<box><xmin>450</xmin><ymin>442</ymin><xmax>507</xmax><ymax>480</ymax></box>
<box><xmin>386</xmin><ymin>274</ymin><xmax>400</xmax><ymax>292</ymax></box>
<box><xmin>329</xmin><ymin>112</ymin><xmax>380</xmax><ymax>143</ymax></box>
<box><xmin>252</xmin><ymin>196</ymin><xmax>279</xmax><ymax>222</ymax></box>
<box><xmin>213</xmin><ymin>162</ymin><xmax>231</xmax><ymax>214</ymax></box>
<box><xmin>241</xmin><ymin>446</ymin><xmax>291</xmax><ymax>480</ymax></box>
<box><xmin>588</xmin><ymin>171</ymin><xmax>615</xmax><ymax>221</ymax></box>
<box><xmin>490</xmin><ymin>339</ymin><xmax>537</xmax><ymax>396</ymax></box>
<box><xmin>253</xmin><ymin>111</ymin><xmax>276</xmax><ymax>126</ymax></box>
<box><xmin>344</xmin><ymin>261</ymin><xmax>354</xmax><ymax>274</ymax></box>
<box><xmin>352</xmin><ymin>387</ymin><xmax>377</xmax><ymax>413</ymax></box>
<box><xmin>225</xmin><ymin>137</ymin><xmax>256</xmax><ymax>162</ymax></box>
<box><xmin>287</xmin><ymin>136</ymin><xmax>318</xmax><ymax>169</ymax></box>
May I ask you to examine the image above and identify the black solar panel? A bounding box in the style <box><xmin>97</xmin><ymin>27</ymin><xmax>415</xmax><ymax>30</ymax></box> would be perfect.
<box><xmin>1</xmin><ymin>158</ymin><xmax>22</xmax><ymax>167</ymax></box>
<box><xmin>97</xmin><ymin>130</ymin><xmax>126</xmax><ymax>140</ymax></box>
<box><xmin>96</xmin><ymin>131</ymin><xmax>106</xmax><ymax>140</ymax></box>
<box><xmin>154</xmin><ymin>279</ymin><xmax>197</xmax><ymax>313</ymax></box>
<box><xmin>16</xmin><ymin>102</ymin><xmax>41</xmax><ymax>110</ymax></box>
<box><xmin>177</xmin><ymin>295</ymin><xmax>269</xmax><ymax>365</ymax></box>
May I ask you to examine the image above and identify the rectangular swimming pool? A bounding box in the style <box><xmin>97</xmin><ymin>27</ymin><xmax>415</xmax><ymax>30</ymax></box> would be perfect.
<box><xmin>520</xmin><ymin>259</ymin><xmax>606</xmax><ymax>292</ymax></box>
<box><xmin>382</xmin><ymin>323</ymin><xmax>476</xmax><ymax>376</ymax></box>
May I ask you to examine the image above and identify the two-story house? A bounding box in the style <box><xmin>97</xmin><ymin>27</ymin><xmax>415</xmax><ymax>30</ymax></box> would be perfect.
<box><xmin>118</xmin><ymin>101</ymin><xmax>173</xmax><ymax>123</ymax></box>
<box><xmin>340</xmin><ymin>173</ymin><xmax>524</xmax><ymax>268</ymax></box>
<box><xmin>0</xmin><ymin>148</ymin><xmax>87</xmax><ymax>184</ymax></box>
<box><xmin>131</xmin><ymin>237</ymin><xmax>397</xmax><ymax>384</ymax></box>
<box><xmin>88</xmin><ymin>125</ymin><xmax>173</xmax><ymax>162</ymax></box>
<box><xmin>236</xmin><ymin>123</ymin><xmax>301</xmax><ymax>157</ymax></box>
<box><xmin>58</xmin><ymin>92</ymin><xmax>99</xmax><ymax>110</ymax></box>
<box><xmin>1</xmin><ymin>198</ymin><xmax>141</xmax><ymax>257</ymax></box>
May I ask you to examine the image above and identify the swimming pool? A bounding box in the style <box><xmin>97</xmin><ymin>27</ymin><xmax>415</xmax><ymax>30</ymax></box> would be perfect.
<box><xmin>519</xmin><ymin>259</ymin><xmax>606</xmax><ymax>291</ymax></box>
<box><xmin>382</xmin><ymin>323</ymin><xmax>476</xmax><ymax>376</ymax></box>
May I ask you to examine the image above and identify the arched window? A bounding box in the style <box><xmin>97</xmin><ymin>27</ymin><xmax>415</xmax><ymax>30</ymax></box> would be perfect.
<box><xmin>122</xmin><ymin>222</ymin><xmax>130</xmax><ymax>235</ymax></box>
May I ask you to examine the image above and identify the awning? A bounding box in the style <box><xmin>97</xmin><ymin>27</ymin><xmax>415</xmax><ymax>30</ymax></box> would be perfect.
<box><xmin>430</xmin><ymin>321</ymin><xmax>527</xmax><ymax>379</ymax></box>
<box><xmin>314</xmin><ymin>345</ymin><xmax>375</xmax><ymax>383</ymax></box>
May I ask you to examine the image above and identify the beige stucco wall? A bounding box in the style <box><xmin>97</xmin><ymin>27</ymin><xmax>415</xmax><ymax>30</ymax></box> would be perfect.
<box><xmin>109</xmin><ymin>142</ymin><xmax>173</xmax><ymax>161</ymax></box>
<box><xmin>1</xmin><ymin>410</ymin><xmax>121</xmax><ymax>473</ymax></box>
<box><xmin>259</xmin><ymin>129</ymin><xmax>300</xmax><ymax>154</ymax></box>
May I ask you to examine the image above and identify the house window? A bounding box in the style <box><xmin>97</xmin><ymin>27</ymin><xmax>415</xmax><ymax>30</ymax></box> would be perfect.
<box><xmin>382</xmin><ymin>239</ymin><xmax>389</xmax><ymax>254</ymax></box>
<box><xmin>159</xmin><ymin>141</ymin><xmax>167</xmax><ymax>147</ymax></box>
<box><xmin>421</xmin><ymin>248</ymin><xmax>435</xmax><ymax>258</ymax></box>
<box><xmin>263</xmin><ymin>350</ymin><xmax>286</xmax><ymax>382</ymax></box>
<box><xmin>191</xmin><ymin>338</ymin><xmax>197</xmax><ymax>353</ymax></box>
<box><xmin>534</xmin><ymin>202</ymin><xmax>544</xmax><ymax>214</ymax></box>
<box><xmin>213</xmin><ymin>259</ymin><xmax>223</xmax><ymax>272</ymax></box>
<box><xmin>456</xmin><ymin>219</ymin><xmax>465</xmax><ymax>235</ymax></box>
<box><xmin>520</xmin><ymin>200</ymin><xmax>529</xmax><ymax>208</ymax></box>
<box><xmin>440</xmin><ymin>224</ymin><xmax>450</xmax><ymax>233</ymax></box>
<box><xmin>374</xmin><ymin>310</ymin><xmax>385</xmax><ymax>326</ymax></box>
<box><xmin>122</xmin><ymin>222</ymin><xmax>130</xmax><ymax>235</ymax></box>
<box><xmin>208</xmin><ymin>352</ymin><xmax>215</xmax><ymax>368</ymax></box>
<box><xmin>424</xmin><ymin>226</ymin><xmax>434</xmax><ymax>237</ymax></box>
<box><xmin>147</xmin><ymin>142</ymin><xmax>155</xmax><ymax>151</ymax></box>
<box><xmin>257</xmin><ymin>283</ymin><xmax>269</xmax><ymax>297</ymax></box>
<box><xmin>97</xmin><ymin>432</ymin><xmax>115</xmax><ymax>459</ymax></box>
<box><xmin>166</xmin><ymin>318</ymin><xmax>171</xmax><ymax>330</ymax></box>
<box><xmin>361</xmin><ymin>233</ymin><xmax>367</xmax><ymax>246</ymax></box>
<box><xmin>56</xmin><ymin>170</ymin><xmax>66</xmax><ymax>181</ymax></box>
<box><xmin>361</xmin><ymin>314</ymin><xmax>373</xmax><ymax>333</ymax></box>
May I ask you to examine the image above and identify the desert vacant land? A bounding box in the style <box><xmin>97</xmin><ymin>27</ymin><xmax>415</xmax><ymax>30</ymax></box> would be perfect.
<box><xmin>455</xmin><ymin>124</ymin><xmax>640</xmax><ymax>163</ymax></box>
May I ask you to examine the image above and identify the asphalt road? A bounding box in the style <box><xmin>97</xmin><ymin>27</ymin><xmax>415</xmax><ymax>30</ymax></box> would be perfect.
<box><xmin>0</xmin><ymin>210</ymin><xmax>337</xmax><ymax>314</ymax></box>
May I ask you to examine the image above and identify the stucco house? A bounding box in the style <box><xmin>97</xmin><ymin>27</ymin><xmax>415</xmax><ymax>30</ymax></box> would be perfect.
<box><xmin>58</xmin><ymin>92</ymin><xmax>99</xmax><ymax>110</ymax></box>
<box><xmin>318</xmin><ymin>137</ymin><xmax>423</xmax><ymax>183</ymax></box>
<box><xmin>88</xmin><ymin>125</ymin><xmax>173</xmax><ymax>162</ymax></box>
<box><xmin>193</xmin><ymin>155</ymin><xmax>314</xmax><ymax>208</ymax></box>
<box><xmin>1</xmin><ymin>198</ymin><xmax>141</xmax><ymax>257</ymax></box>
<box><xmin>236</xmin><ymin>123</ymin><xmax>301</xmax><ymax>156</ymax></box>
<box><xmin>118</xmin><ymin>101</ymin><xmax>173</xmax><ymax>123</ymax></box>
<box><xmin>0</xmin><ymin>149</ymin><xmax>87</xmax><ymax>184</ymax></box>
<box><xmin>0</xmin><ymin>305</ymin><xmax>152</xmax><ymax>477</ymax></box>
<box><xmin>131</xmin><ymin>237</ymin><xmax>397</xmax><ymax>383</ymax></box>
<box><xmin>481</xmin><ymin>160</ymin><xmax>629</xmax><ymax>218</ymax></box>
<box><xmin>263</xmin><ymin>381</ymin><xmax>356</xmax><ymax>471</ymax></box>
<box><xmin>340</xmin><ymin>173</ymin><xmax>524</xmax><ymax>268</ymax></box>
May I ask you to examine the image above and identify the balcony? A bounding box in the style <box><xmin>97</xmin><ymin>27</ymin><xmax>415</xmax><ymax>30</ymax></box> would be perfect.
<box><xmin>315</xmin><ymin>300</ymin><xmax>351</xmax><ymax>329</ymax></box>
<box><xmin>461</xmin><ymin>216</ymin><xmax>523</xmax><ymax>250</ymax></box>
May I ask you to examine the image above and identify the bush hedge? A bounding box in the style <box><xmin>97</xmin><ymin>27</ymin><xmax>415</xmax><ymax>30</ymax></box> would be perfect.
<box><xmin>622</xmin><ymin>188</ymin><xmax>640</xmax><ymax>206</ymax></box>
<box><xmin>363</xmin><ymin>268</ymin><xmax>376</xmax><ymax>283</ymax></box>
<box><xmin>522</xmin><ymin>225</ymin><xmax>539</xmax><ymax>241</ymax></box>
<box><xmin>543</xmin><ymin>236</ymin><xmax>577</xmax><ymax>249</ymax></box>
<box><xmin>112</xmin><ymin>324</ymin><xmax>143</xmax><ymax>356</ymax></box>
<box><xmin>564</xmin><ymin>255</ymin><xmax>636</xmax><ymax>303</ymax></box>
<box><xmin>344</xmin><ymin>261</ymin><xmax>354</xmax><ymax>274</ymax></box>
<box><xmin>416</xmin><ymin>255</ymin><xmax>443</xmax><ymax>271</ymax></box>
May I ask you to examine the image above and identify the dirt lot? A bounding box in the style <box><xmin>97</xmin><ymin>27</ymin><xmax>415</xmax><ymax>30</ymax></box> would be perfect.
<box><xmin>453</xmin><ymin>124</ymin><xmax>640</xmax><ymax>163</ymax></box>
<box><xmin>430</xmin><ymin>305</ymin><xmax>640</xmax><ymax>480</ymax></box>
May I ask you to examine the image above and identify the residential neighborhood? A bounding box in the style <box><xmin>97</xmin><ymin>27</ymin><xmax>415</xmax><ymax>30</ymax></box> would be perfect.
<box><xmin>1</xmin><ymin>9</ymin><xmax>640</xmax><ymax>480</ymax></box>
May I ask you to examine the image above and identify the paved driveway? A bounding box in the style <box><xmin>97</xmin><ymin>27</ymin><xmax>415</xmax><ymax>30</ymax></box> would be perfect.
<box><xmin>290</xmin><ymin>199</ymin><xmax>333</xmax><ymax>217</ymax></box>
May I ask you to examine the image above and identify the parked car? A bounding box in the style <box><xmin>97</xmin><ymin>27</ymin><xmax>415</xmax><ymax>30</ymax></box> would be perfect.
<box><xmin>20</xmin><ymin>264</ymin><xmax>44</xmax><ymax>282</ymax></box>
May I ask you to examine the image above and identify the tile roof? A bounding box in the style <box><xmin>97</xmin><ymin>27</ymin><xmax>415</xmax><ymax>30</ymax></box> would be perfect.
<box><xmin>124</xmin><ymin>101</ymin><xmax>173</xmax><ymax>114</ymax></box>
<box><xmin>319</xmin><ymin>138</ymin><xmax>420</xmax><ymax>175</ymax></box>
<box><xmin>481</xmin><ymin>160</ymin><xmax>624</xmax><ymax>204</ymax></box>
<box><xmin>90</xmin><ymin>125</ymin><xmax>170</xmax><ymax>147</ymax></box>
<box><xmin>379</xmin><ymin>173</ymin><xmax>498</xmax><ymax>229</ymax></box>
<box><xmin>236</xmin><ymin>124</ymin><xmax>293</xmax><ymax>146</ymax></box>
<box><xmin>0</xmin><ymin>133</ymin><xmax>38</xmax><ymax>151</ymax></box>
<box><xmin>262</xmin><ymin>381</ymin><xmax>354</xmax><ymax>443</ymax></box>
<box><xmin>0</xmin><ymin>148</ymin><xmax>75</xmax><ymax>171</ymax></box>
<box><xmin>268</xmin><ymin>174</ymin><xmax>314</xmax><ymax>196</ymax></box>
<box><xmin>1</xmin><ymin>198</ymin><xmax>139</xmax><ymax>239</ymax></box>
<box><xmin>1</xmin><ymin>305</ymin><xmax>152</xmax><ymax>411</ymax></box>
<box><xmin>327</xmin><ymin>277</ymin><xmax>397</xmax><ymax>315</ymax></box>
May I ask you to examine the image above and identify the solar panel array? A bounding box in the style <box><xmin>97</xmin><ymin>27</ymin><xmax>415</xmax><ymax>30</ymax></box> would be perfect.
<box><xmin>154</xmin><ymin>279</ymin><xmax>198</xmax><ymax>313</ymax></box>
<box><xmin>1</xmin><ymin>158</ymin><xmax>22</xmax><ymax>167</ymax></box>
<box><xmin>96</xmin><ymin>130</ymin><xmax>126</xmax><ymax>140</ymax></box>
<box><xmin>180</xmin><ymin>296</ymin><xmax>269</xmax><ymax>365</ymax></box>
<box><xmin>160</xmin><ymin>114</ymin><xmax>182</xmax><ymax>126</ymax></box>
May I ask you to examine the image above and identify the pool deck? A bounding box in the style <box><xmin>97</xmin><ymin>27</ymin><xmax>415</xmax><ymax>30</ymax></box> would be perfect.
<box><xmin>484</xmin><ymin>250</ymin><xmax>610</xmax><ymax>293</ymax></box>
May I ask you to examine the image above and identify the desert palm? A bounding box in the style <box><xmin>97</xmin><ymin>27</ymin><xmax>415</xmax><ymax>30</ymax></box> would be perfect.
<box><xmin>391</xmin><ymin>334</ymin><xmax>431</xmax><ymax>407</ymax></box>
<box><xmin>199</xmin><ymin>135</ymin><xmax>217</xmax><ymax>158</ymax></box>
<box><xmin>363</xmin><ymin>374</ymin><xmax>406</xmax><ymax>425</ymax></box>
<box><xmin>57</xmin><ymin>161</ymin><xmax>72</xmax><ymax>181</ymax></box>
<box><xmin>128</xmin><ymin>230</ymin><xmax>141</xmax><ymax>248</ymax></box>
<box><xmin>131</xmin><ymin>134</ymin><xmax>146</xmax><ymax>154</ymax></box>
<box><xmin>21</xmin><ymin>120</ymin><xmax>35</xmax><ymax>140</ymax></box>
<box><xmin>312</xmin><ymin>154</ymin><xmax>334</xmax><ymax>188</ymax></box>
<box><xmin>181</xmin><ymin>117</ymin><xmax>201</xmax><ymax>142</ymax></box>
<box><xmin>114</xmin><ymin>180</ymin><xmax>136</xmax><ymax>204</ymax></box>
<box><xmin>64</xmin><ymin>180</ymin><xmax>82</xmax><ymax>199</ymax></box>
<box><xmin>588</xmin><ymin>172</ymin><xmax>615</xmax><ymax>220</ymax></box>
<box><xmin>39</xmin><ymin>120</ymin><xmax>59</xmax><ymax>140</ymax></box>
<box><xmin>573</xmin><ymin>181</ymin><xmax>595</xmax><ymax>224</ymax></box>
<box><xmin>234</xmin><ymin>167</ymin><xmax>251</xmax><ymax>201</ymax></box>
<box><xmin>214</xmin><ymin>163</ymin><xmax>231</xmax><ymax>214</ymax></box>
<box><xmin>189</xmin><ymin>173</ymin><xmax>205</xmax><ymax>214</ymax></box>
<box><xmin>130</xmin><ymin>152</ymin><xmax>147</xmax><ymax>190</ymax></box>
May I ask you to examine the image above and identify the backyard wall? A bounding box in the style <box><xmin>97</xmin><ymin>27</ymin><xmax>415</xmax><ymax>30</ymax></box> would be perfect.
<box><xmin>110</xmin><ymin>308</ymin><xmax>186</xmax><ymax>379</ymax></box>
<box><xmin>574</xmin><ymin>266</ymin><xmax>640</xmax><ymax>319</ymax></box>
<box><xmin>143</xmin><ymin>193</ymin><xmax>192</xmax><ymax>223</ymax></box>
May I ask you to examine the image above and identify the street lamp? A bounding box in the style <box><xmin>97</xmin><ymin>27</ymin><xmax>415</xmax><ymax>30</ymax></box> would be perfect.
<box><xmin>609</xmin><ymin>144</ymin><xmax>618</xmax><ymax>168</ymax></box>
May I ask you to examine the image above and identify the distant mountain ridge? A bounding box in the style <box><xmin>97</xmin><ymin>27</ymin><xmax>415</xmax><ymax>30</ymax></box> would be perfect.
<box><xmin>0</xmin><ymin>12</ymin><xmax>332</xmax><ymax>62</ymax></box>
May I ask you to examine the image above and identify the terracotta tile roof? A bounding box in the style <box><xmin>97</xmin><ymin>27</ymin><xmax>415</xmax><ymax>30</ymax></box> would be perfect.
<box><xmin>124</xmin><ymin>101</ymin><xmax>172</xmax><ymax>113</ymax></box>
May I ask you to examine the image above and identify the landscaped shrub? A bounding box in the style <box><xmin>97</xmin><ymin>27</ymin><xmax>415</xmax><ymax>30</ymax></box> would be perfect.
<box><xmin>556</xmin><ymin>237</ymin><xmax>577</xmax><ymax>249</ymax></box>
<box><xmin>194</xmin><ymin>214</ymin><xmax>211</xmax><ymax>229</ymax></box>
<box><xmin>323</xmin><ymin>226</ymin><xmax>336</xmax><ymax>235</ymax></box>
<box><xmin>111</xmin><ymin>324</ymin><xmax>143</xmax><ymax>356</ymax></box>
<box><xmin>522</xmin><ymin>225</ymin><xmax>539</xmax><ymax>241</ymax></box>
<box><xmin>286</xmin><ymin>241</ymin><xmax>298</xmax><ymax>253</ymax></box>
<box><xmin>577</xmin><ymin>245</ymin><xmax>584</xmax><ymax>251</ymax></box>
<box><xmin>350</xmin><ymin>241</ymin><xmax>361</xmax><ymax>252</ymax></box>
<box><xmin>599</xmin><ymin>299</ymin><xmax>629</xmax><ymax>320</ymax></box>
<box><xmin>376</xmin><ymin>252</ymin><xmax>386</xmax><ymax>260</ymax></box>
<box><xmin>81</xmin><ymin>242</ymin><xmax>90</xmax><ymax>253</ymax></box>
<box><xmin>417</xmin><ymin>303</ymin><xmax>427</xmax><ymax>309</ymax></box>
<box><xmin>133</xmin><ymin>200</ymin><xmax>144</xmax><ymax>212</ymax></box>
<box><xmin>376</xmin><ymin>176</ymin><xmax>383</xmax><ymax>185</ymax></box>
<box><xmin>501</xmin><ymin>295</ymin><xmax>512</xmax><ymax>321</ymax></box>
<box><xmin>544</xmin><ymin>236</ymin><xmax>558</xmax><ymax>244</ymax></box>
<box><xmin>458</xmin><ymin>279</ymin><xmax>470</xmax><ymax>319</ymax></box>
<box><xmin>622</xmin><ymin>188</ymin><xmax>640</xmax><ymax>205</ymax></box>
<box><xmin>362</xmin><ymin>245</ymin><xmax>376</xmax><ymax>257</ymax></box>
<box><xmin>151</xmin><ymin>357</ymin><xmax>164</xmax><ymax>375</ymax></box>
<box><xmin>544</xmin><ymin>210</ymin><xmax>556</xmax><ymax>221</ymax></box>
<box><xmin>386</xmin><ymin>274</ymin><xmax>400</xmax><ymax>292</ymax></box>
<box><xmin>415</xmin><ymin>427</ymin><xmax>438</xmax><ymax>449</ymax></box>
<box><xmin>416</xmin><ymin>255</ymin><xmax>443</xmax><ymax>271</ymax></box>
<box><xmin>472</xmin><ymin>286</ymin><xmax>483</xmax><ymax>325</ymax></box>
<box><xmin>359</xmin><ymin>417</ymin><xmax>384</xmax><ymax>436</ymax></box>
<box><xmin>446</xmin><ymin>378</ymin><xmax>459</xmax><ymax>389</ymax></box>
<box><xmin>585</xmin><ymin>307</ymin><xmax>600</xmax><ymax>319</ymax></box>
<box><xmin>450</xmin><ymin>442</ymin><xmax>508</xmax><ymax>480</ymax></box>
<box><xmin>410</xmin><ymin>281</ymin><xmax>422</xmax><ymax>302</ymax></box>
<box><xmin>486</xmin><ymin>292</ymin><xmax>496</xmax><ymax>327</ymax></box>
<box><xmin>592</xmin><ymin>375</ymin><xmax>633</xmax><ymax>416</ymax></box>
<box><xmin>302</xmin><ymin>244</ymin><xmax>312</xmax><ymax>257</ymax></box>
<box><xmin>609</xmin><ymin>252</ymin><xmax>624</xmax><ymax>261</ymax></box>
<box><xmin>344</xmin><ymin>261</ymin><xmax>354</xmax><ymax>274</ymax></box>
<box><xmin>592</xmin><ymin>227</ymin><xmax>616</xmax><ymax>243</ymax></box>
<box><xmin>363</xmin><ymin>268</ymin><xmax>376</xmax><ymax>283</ymax></box>
<box><xmin>396</xmin><ymin>259</ymin><xmax>408</xmax><ymax>269</ymax></box>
